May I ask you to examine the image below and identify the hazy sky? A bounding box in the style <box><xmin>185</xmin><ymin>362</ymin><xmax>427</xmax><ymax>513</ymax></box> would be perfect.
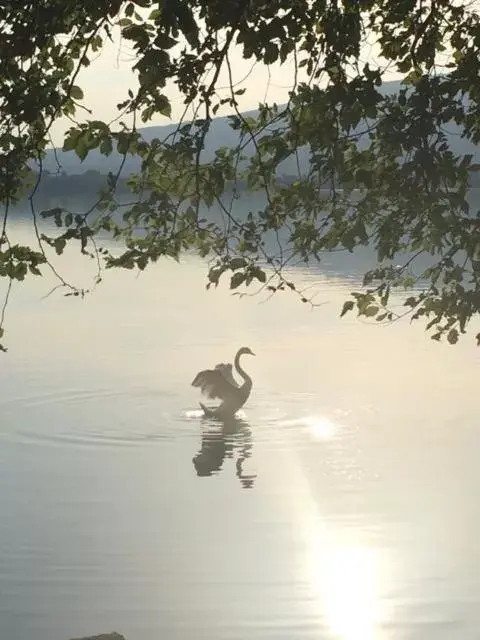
<box><xmin>50</xmin><ymin>27</ymin><xmax>403</xmax><ymax>145</ymax></box>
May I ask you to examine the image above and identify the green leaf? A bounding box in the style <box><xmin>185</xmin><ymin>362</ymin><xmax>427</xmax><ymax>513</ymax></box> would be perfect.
<box><xmin>41</xmin><ymin>207</ymin><xmax>63</xmax><ymax>220</ymax></box>
<box><xmin>74</xmin><ymin>135</ymin><xmax>89</xmax><ymax>161</ymax></box>
<box><xmin>230</xmin><ymin>272</ymin><xmax>246</xmax><ymax>289</ymax></box>
<box><xmin>62</xmin><ymin>129</ymin><xmax>81</xmax><ymax>152</ymax></box>
<box><xmin>70</xmin><ymin>85</ymin><xmax>84</xmax><ymax>100</ymax></box>
<box><xmin>363</xmin><ymin>305</ymin><xmax>379</xmax><ymax>317</ymax></box>
<box><xmin>254</xmin><ymin>268</ymin><xmax>267</xmax><ymax>283</ymax></box>
<box><xmin>123</xmin><ymin>24</ymin><xmax>149</xmax><ymax>45</ymax></box>
<box><xmin>117</xmin><ymin>136</ymin><xmax>130</xmax><ymax>155</ymax></box>
<box><xmin>156</xmin><ymin>95</ymin><xmax>171</xmax><ymax>118</ymax></box>
<box><xmin>447</xmin><ymin>328</ymin><xmax>459</xmax><ymax>345</ymax></box>
<box><xmin>230</xmin><ymin>257</ymin><xmax>248</xmax><ymax>270</ymax></box>
<box><xmin>100</xmin><ymin>137</ymin><xmax>113</xmax><ymax>156</ymax></box>
<box><xmin>340</xmin><ymin>300</ymin><xmax>354</xmax><ymax>317</ymax></box>
<box><xmin>54</xmin><ymin>209</ymin><xmax>63</xmax><ymax>227</ymax></box>
<box><xmin>264</xmin><ymin>42</ymin><xmax>279</xmax><ymax>65</ymax></box>
<box><xmin>54</xmin><ymin>238</ymin><xmax>66</xmax><ymax>255</ymax></box>
<box><xmin>137</xmin><ymin>255</ymin><xmax>148</xmax><ymax>270</ymax></box>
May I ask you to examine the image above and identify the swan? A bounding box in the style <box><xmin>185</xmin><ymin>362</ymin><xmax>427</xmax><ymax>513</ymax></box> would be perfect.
<box><xmin>191</xmin><ymin>347</ymin><xmax>255</xmax><ymax>419</ymax></box>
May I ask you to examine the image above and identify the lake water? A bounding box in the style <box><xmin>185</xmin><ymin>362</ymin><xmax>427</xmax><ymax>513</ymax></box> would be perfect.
<box><xmin>0</xmin><ymin>214</ymin><xmax>479</xmax><ymax>640</ymax></box>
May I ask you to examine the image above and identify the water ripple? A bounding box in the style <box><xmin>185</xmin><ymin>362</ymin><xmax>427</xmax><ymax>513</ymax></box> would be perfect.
<box><xmin>0</xmin><ymin>386</ymin><xmax>197</xmax><ymax>449</ymax></box>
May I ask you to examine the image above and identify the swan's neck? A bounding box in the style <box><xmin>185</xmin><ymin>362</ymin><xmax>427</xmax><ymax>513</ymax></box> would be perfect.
<box><xmin>234</xmin><ymin>350</ymin><xmax>252</xmax><ymax>388</ymax></box>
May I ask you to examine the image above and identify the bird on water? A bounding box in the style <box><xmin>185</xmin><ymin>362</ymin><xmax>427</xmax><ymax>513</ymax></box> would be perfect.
<box><xmin>191</xmin><ymin>347</ymin><xmax>255</xmax><ymax>419</ymax></box>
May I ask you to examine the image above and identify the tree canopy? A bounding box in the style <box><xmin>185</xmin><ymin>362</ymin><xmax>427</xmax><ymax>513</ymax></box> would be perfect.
<box><xmin>2</xmin><ymin>0</ymin><xmax>480</xmax><ymax>350</ymax></box>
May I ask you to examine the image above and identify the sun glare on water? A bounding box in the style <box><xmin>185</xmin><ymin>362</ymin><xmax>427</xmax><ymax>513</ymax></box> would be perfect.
<box><xmin>305</xmin><ymin>415</ymin><xmax>336</xmax><ymax>440</ymax></box>
<box><xmin>279</xmin><ymin>411</ymin><xmax>390</xmax><ymax>640</ymax></box>
<box><xmin>312</xmin><ymin>543</ymin><xmax>380</xmax><ymax>640</ymax></box>
<box><xmin>279</xmin><ymin>414</ymin><xmax>337</xmax><ymax>440</ymax></box>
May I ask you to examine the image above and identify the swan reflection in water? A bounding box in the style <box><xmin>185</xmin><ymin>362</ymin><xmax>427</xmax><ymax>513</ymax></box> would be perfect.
<box><xmin>192</xmin><ymin>416</ymin><xmax>257</xmax><ymax>489</ymax></box>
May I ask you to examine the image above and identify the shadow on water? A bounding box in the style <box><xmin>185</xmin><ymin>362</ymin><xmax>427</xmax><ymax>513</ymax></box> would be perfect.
<box><xmin>192</xmin><ymin>415</ymin><xmax>257</xmax><ymax>489</ymax></box>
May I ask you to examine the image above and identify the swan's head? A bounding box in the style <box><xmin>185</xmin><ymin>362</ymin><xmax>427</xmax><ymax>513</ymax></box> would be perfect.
<box><xmin>238</xmin><ymin>346</ymin><xmax>255</xmax><ymax>357</ymax></box>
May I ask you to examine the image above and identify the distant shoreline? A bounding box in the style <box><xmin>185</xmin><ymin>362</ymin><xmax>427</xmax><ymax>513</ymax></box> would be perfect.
<box><xmin>16</xmin><ymin>169</ymin><xmax>480</xmax><ymax>206</ymax></box>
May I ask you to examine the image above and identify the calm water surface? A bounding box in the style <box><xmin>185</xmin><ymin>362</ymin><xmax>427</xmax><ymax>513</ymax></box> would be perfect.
<box><xmin>0</xmin><ymin>218</ymin><xmax>479</xmax><ymax>640</ymax></box>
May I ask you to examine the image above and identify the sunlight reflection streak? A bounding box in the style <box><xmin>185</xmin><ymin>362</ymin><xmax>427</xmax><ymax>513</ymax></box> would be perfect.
<box><xmin>309</xmin><ymin>539</ymin><xmax>380</xmax><ymax>640</ymax></box>
<box><xmin>280</xmin><ymin>438</ymin><xmax>388</xmax><ymax>640</ymax></box>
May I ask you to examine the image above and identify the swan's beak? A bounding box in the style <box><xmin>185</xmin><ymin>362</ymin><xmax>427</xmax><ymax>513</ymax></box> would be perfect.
<box><xmin>250</xmin><ymin>350</ymin><xmax>256</xmax><ymax>356</ymax></box>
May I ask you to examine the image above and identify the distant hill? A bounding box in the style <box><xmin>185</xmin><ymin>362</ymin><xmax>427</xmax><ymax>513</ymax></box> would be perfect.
<box><xmin>42</xmin><ymin>79</ymin><xmax>479</xmax><ymax>177</ymax></box>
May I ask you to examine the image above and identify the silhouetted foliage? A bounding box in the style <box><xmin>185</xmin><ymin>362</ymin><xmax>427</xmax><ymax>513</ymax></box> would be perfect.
<box><xmin>2</xmin><ymin>0</ymin><xmax>480</xmax><ymax>349</ymax></box>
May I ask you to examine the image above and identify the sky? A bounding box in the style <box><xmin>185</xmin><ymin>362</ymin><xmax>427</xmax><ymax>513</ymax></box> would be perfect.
<box><xmin>50</xmin><ymin>25</ymin><xmax>403</xmax><ymax>146</ymax></box>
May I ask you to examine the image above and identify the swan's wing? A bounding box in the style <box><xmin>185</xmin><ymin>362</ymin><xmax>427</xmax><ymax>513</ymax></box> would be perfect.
<box><xmin>215</xmin><ymin>363</ymin><xmax>240</xmax><ymax>388</ymax></box>
<box><xmin>191</xmin><ymin>366</ymin><xmax>238</xmax><ymax>400</ymax></box>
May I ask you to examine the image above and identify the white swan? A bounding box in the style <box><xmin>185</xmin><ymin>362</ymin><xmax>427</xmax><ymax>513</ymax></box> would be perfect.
<box><xmin>191</xmin><ymin>347</ymin><xmax>255</xmax><ymax>419</ymax></box>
